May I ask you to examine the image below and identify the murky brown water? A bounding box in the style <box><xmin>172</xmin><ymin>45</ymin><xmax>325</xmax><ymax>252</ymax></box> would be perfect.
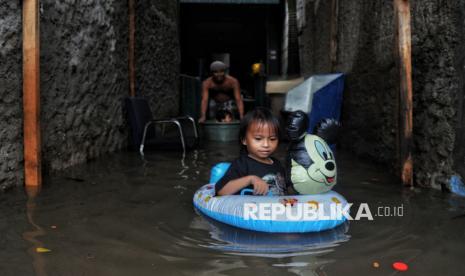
<box><xmin>1</xmin><ymin>142</ymin><xmax>465</xmax><ymax>275</ymax></box>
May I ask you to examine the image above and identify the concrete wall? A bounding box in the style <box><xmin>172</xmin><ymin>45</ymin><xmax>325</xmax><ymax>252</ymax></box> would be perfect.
<box><xmin>0</xmin><ymin>1</ymin><xmax>23</xmax><ymax>191</ymax></box>
<box><xmin>300</xmin><ymin>0</ymin><xmax>464</xmax><ymax>187</ymax></box>
<box><xmin>453</xmin><ymin>1</ymin><xmax>465</xmax><ymax>184</ymax></box>
<box><xmin>40</xmin><ymin>1</ymin><xmax>129</xmax><ymax>173</ymax></box>
<box><xmin>0</xmin><ymin>1</ymin><xmax>180</xmax><ymax>191</ymax></box>
<box><xmin>410</xmin><ymin>1</ymin><xmax>462</xmax><ymax>187</ymax></box>
<box><xmin>136</xmin><ymin>1</ymin><xmax>180</xmax><ymax>118</ymax></box>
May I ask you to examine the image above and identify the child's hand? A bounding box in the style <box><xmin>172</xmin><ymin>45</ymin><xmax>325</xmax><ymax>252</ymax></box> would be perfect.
<box><xmin>250</xmin><ymin>176</ymin><xmax>269</xmax><ymax>195</ymax></box>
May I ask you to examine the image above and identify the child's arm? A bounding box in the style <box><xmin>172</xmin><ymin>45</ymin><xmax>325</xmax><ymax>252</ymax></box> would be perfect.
<box><xmin>217</xmin><ymin>175</ymin><xmax>269</xmax><ymax>196</ymax></box>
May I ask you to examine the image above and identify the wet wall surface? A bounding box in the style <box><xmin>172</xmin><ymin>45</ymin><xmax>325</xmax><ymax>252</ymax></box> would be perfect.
<box><xmin>299</xmin><ymin>0</ymin><xmax>465</xmax><ymax>187</ymax></box>
<box><xmin>136</xmin><ymin>1</ymin><xmax>180</xmax><ymax>118</ymax></box>
<box><xmin>300</xmin><ymin>0</ymin><xmax>399</xmax><ymax>167</ymax></box>
<box><xmin>0</xmin><ymin>1</ymin><xmax>23</xmax><ymax>191</ymax></box>
<box><xmin>1</xmin><ymin>143</ymin><xmax>465</xmax><ymax>275</ymax></box>
<box><xmin>40</xmin><ymin>0</ymin><xmax>129</xmax><ymax>173</ymax></box>
<box><xmin>0</xmin><ymin>1</ymin><xmax>180</xmax><ymax>191</ymax></box>
<box><xmin>410</xmin><ymin>1</ymin><xmax>462</xmax><ymax>187</ymax></box>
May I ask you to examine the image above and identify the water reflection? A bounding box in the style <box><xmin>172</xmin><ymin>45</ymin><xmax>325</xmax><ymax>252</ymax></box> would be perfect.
<box><xmin>4</xmin><ymin>144</ymin><xmax>464</xmax><ymax>275</ymax></box>
<box><xmin>190</xmin><ymin>213</ymin><xmax>350</xmax><ymax>258</ymax></box>
<box><xmin>140</xmin><ymin>150</ymin><xmax>193</xmax><ymax>177</ymax></box>
<box><xmin>22</xmin><ymin>187</ymin><xmax>48</xmax><ymax>276</ymax></box>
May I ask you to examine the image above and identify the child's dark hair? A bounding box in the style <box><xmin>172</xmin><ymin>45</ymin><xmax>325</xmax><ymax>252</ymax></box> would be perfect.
<box><xmin>239</xmin><ymin>107</ymin><xmax>281</xmax><ymax>153</ymax></box>
<box><xmin>216</xmin><ymin>109</ymin><xmax>233</xmax><ymax>122</ymax></box>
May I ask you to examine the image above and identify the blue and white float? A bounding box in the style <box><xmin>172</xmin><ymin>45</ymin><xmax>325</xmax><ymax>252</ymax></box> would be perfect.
<box><xmin>193</xmin><ymin>210</ymin><xmax>350</xmax><ymax>254</ymax></box>
<box><xmin>193</xmin><ymin>163</ymin><xmax>349</xmax><ymax>233</ymax></box>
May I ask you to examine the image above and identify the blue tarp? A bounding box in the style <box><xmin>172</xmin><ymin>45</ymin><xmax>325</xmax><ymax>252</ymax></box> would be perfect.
<box><xmin>284</xmin><ymin>73</ymin><xmax>344</xmax><ymax>133</ymax></box>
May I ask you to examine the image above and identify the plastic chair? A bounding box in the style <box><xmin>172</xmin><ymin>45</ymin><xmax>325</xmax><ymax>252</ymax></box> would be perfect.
<box><xmin>124</xmin><ymin>97</ymin><xmax>198</xmax><ymax>154</ymax></box>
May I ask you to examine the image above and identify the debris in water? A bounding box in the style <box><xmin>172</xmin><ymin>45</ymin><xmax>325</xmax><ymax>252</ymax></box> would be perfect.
<box><xmin>392</xmin><ymin>262</ymin><xmax>408</xmax><ymax>271</ymax></box>
<box><xmin>36</xmin><ymin>247</ymin><xmax>51</xmax><ymax>253</ymax></box>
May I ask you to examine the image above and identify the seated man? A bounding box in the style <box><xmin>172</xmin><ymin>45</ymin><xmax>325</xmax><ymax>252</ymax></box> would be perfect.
<box><xmin>199</xmin><ymin>61</ymin><xmax>244</xmax><ymax>123</ymax></box>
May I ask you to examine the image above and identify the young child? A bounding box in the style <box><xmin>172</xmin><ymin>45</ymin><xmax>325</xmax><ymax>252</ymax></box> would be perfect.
<box><xmin>215</xmin><ymin>107</ymin><xmax>286</xmax><ymax>196</ymax></box>
<box><xmin>215</xmin><ymin>109</ymin><xmax>233</xmax><ymax>123</ymax></box>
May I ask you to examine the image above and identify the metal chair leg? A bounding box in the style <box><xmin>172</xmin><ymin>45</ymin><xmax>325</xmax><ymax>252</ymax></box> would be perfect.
<box><xmin>185</xmin><ymin>116</ymin><xmax>199</xmax><ymax>139</ymax></box>
<box><xmin>140</xmin><ymin>121</ymin><xmax>154</xmax><ymax>155</ymax></box>
<box><xmin>161</xmin><ymin>124</ymin><xmax>166</xmax><ymax>136</ymax></box>
<box><xmin>139</xmin><ymin>119</ymin><xmax>188</xmax><ymax>155</ymax></box>
<box><xmin>175</xmin><ymin>115</ymin><xmax>199</xmax><ymax>140</ymax></box>
<box><xmin>172</xmin><ymin>120</ymin><xmax>186</xmax><ymax>153</ymax></box>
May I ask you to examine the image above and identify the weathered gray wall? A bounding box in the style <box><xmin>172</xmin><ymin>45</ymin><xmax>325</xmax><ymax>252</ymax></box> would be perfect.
<box><xmin>300</xmin><ymin>1</ymin><xmax>398</xmax><ymax>163</ymax></box>
<box><xmin>40</xmin><ymin>1</ymin><xmax>129</xmax><ymax>173</ymax></box>
<box><xmin>453</xmin><ymin>1</ymin><xmax>465</xmax><ymax>183</ymax></box>
<box><xmin>136</xmin><ymin>1</ymin><xmax>180</xmax><ymax>118</ymax></box>
<box><xmin>0</xmin><ymin>1</ymin><xmax>23</xmax><ymax>191</ymax></box>
<box><xmin>300</xmin><ymin>0</ymin><xmax>464</xmax><ymax>187</ymax></box>
<box><xmin>0</xmin><ymin>1</ymin><xmax>180</xmax><ymax>191</ymax></box>
<box><xmin>410</xmin><ymin>1</ymin><xmax>462</xmax><ymax>187</ymax></box>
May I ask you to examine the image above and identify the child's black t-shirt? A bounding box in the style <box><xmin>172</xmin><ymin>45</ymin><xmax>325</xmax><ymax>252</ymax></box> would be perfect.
<box><xmin>215</xmin><ymin>154</ymin><xmax>286</xmax><ymax>195</ymax></box>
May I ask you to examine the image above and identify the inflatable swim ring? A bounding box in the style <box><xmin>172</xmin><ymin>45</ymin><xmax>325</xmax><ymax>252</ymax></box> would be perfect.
<box><xmin>193</xmin><ymin>163</ymin><xmax>349</xmax><ymax>233</ymax></box>
<box><xmin>192</xmin><ymin>212</ymin><xmax>350</xmax><ymax>254</ymax></box>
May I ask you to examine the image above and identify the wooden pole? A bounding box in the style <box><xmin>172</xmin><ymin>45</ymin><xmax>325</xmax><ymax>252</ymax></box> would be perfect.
<box><xmin>329</xmin><ymin>0</ymin><xmax>339</xmax><ymax>71</ymax></box>
<box><xmin>394</xmin><ymin>0</ymin><xmax>413</xmax><ymax>186</ymax></box>
<box><xmin>23</xmin><ymin>0</ymin><xmax>42</xmax><ymax>188</ymax></box>
<box><xmin>128</xmin><ymin>0</ymin><xmax>136</xmax><ymax>97</ymax></box>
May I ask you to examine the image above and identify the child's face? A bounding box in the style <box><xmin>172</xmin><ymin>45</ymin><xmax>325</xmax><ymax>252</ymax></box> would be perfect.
<box><xmin>222</xmin><ymin>114</ymin><xmax>232</xmax><ymax>123</ymax></box>
<box><xmin>242</xmin><ymin>122</ymin><xmax>278</xmax><ymax>162</ymax></box>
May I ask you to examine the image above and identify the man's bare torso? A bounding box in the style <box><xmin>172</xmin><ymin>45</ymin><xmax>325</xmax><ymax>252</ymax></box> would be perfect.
<box><xmin>203</xmin><ymin>75</ymin><xmax>238</xmax><ymax>103</ymax></box>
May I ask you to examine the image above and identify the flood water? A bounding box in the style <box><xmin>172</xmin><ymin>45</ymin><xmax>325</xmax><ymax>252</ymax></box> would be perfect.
<box><xmin>1</xmin><ymin>142</ymin><xmax>465</xmax><ymax>275</ymax></box>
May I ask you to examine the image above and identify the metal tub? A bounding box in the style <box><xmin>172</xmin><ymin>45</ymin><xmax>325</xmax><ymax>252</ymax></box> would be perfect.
<box><xmin>201</xmin><ymin>120</ymin><xmax>240</xmax><ymax>142</ymax></box>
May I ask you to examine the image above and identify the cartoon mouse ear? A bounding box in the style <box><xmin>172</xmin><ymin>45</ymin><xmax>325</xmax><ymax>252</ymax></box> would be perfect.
<box><xmin>286</xmin><ymin>111</ymin><xmax>309</xmax><ymax>142</ymax></box>
<box><xmin>314</xmin><ymin>118</ymin><xmax>341</xmax><ymax>144</ymax></box>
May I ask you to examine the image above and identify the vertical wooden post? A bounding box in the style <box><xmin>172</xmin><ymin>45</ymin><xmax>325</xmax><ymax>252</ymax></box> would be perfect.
<box><xmin>128</xmin><ymin>0</ymin><xmax>136</xmax><ymax>97</ymax></box>
<box><xmin>23</xmin><ymin>0</ymin><xmax>42</xmax><ymax>188</ymax></box>
<box><xmin>329</xmin><ymin>0</ymin><xmax>339</xmax><ymax>71</ymax></box>
<box><xmin>394</xmin><ymin>0</ymin><xmax>413</xmax><ymax>186</ymax></box>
